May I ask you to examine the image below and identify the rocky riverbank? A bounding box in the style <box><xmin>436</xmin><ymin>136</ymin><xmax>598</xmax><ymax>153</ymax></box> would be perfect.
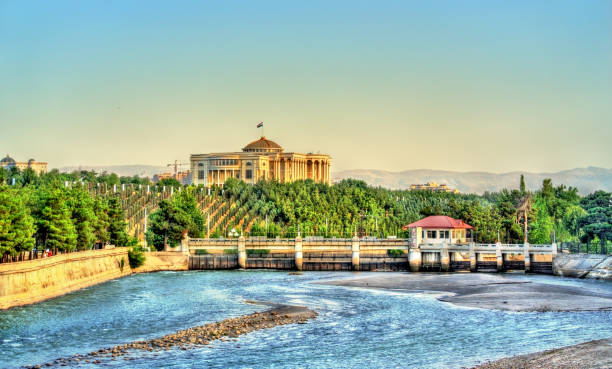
<box><xmin>320</xmin><ymin>273</ymin><xmax>612</xmax><ymax>311</ymax></box>
<box><xmin>472</xmin><ymin>338</ymin><xmax>612</xmax><ymax>369</ymax></box>
<box><xmin>23</xmin><ymin>302</ymin><xmax>317</xmax><ymax>368</ymax></box>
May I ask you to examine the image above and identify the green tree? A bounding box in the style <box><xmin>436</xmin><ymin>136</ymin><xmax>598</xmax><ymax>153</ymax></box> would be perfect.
<box><xmin>146</xmin><ymin>199</ymin><xmax>191</xmax><ymax>250</ymax></box>
<box><xmin>32</xmin><ymin>188</ymin><xmax>77</xmax><ymax>252</ymax></box>
<box><xmin>520</xmin><ymin>174</ymin><xmax>526</xmax><ymax>193</ymax></box>
<box><xmin>158</xmin><ymin>178</ymin><xmax>181</xmax><ymax>187</ymax></box>
<box><xmin>578</xmin><ymin>191</ymin><xmax>612</xmax><ymax>254</ymax></box>
<box><xmin>92</xmin><ymin>197</ymin><xmax>110</xmax><ymax>246</ymax></box>
<box><xmin>67</xmin><ymin>186</ymin><xmax>97</xmax><ymax>250</ymax></box>
<box><xmin>107</xmin><ymin>196</ymin><xmax>128</xmax><ymax>246</ymax></box>
<box><xmin>173</xmin><ymin>189</ymin><xmax>205</xmax><ymax>238</ymax></box>
<box><xmin>20</xmin><ymin>168</ymin><xmax>38</xmax><ymax>187</ymax></box>
<box><xmin>0</xmin><ymin>186</ymin><xmax>36</xmax><ymax>259</ymax></box>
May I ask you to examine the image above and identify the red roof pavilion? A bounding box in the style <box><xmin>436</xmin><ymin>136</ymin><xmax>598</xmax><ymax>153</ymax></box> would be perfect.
<box><xmin>403</xmin><ymin>215</ymin><xmax>473</xmax><ymax>230</ymax></box>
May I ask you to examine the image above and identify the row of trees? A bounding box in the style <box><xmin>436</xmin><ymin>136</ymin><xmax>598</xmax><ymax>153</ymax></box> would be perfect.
<box><xmin>2</xmin><ymin>166</ymin><xmax>610</xmax><ymax>257</ymax></box>
<box><xmin>0</xmin><ymin>167</ymin><xmax>153</xmax><ymax>188</ymax></box>
<box><xmin>213</xmin><ymin>177</ymin><xmax>611</xmax><ymax>251</ymax></box>
<box><xmin>0</xmin><ymin>184</ymin><xmax>132</xmax><ymax>261</ymax></box>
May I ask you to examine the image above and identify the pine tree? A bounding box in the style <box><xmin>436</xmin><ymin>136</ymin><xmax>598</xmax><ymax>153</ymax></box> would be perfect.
<box><xmin>0</xmin><ymin>186</ymin><xmax>35</xmax><ymax>259</ymax></box>
<box><xmin>67</xmin><ymin>187</ymin><xmax>97</xmax><ymax>250</ymax></box>
<box><xmin>92</xmin><ymin>196</ymin><xmax>110</xmax><ymax>246</ymax></box>
<box><xmin>520</xmin><ymin>175</ymin><xmax>526</xmax><ymax>194</ymax></box>
<box><xmin>107</xmin><ymin>196</ymin><xmax>128</xmax><ymax>246</ymax></box>
<box><xmin>33</xmin><ymin>188</ymin><xmax>77</xmax><ymax>253</ymax></box>
<box><xmin>173</xmin><ymin>189</ymin><xmax>205</xmax><ymax>238</ymax></box>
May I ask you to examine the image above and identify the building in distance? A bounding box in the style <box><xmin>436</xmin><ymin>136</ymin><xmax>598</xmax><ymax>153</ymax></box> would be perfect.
<box><xmin>153</xmin><ymin>171</ymin><xmax>191</xmax><ymax>185</ymax></box>
<box><xmin>0</xmin><ymin>155</ymin><xmax>47</xmax><ymax>175</ymax></box>
<box><xmin>410</xmin><ymin>181</ymin><xmax>459</xmax><ymax>194</ymax></box>
<box><xmin>190</xmin><ymin>136</ymin><xmax>331</xmax><ymax>186</ymax></box>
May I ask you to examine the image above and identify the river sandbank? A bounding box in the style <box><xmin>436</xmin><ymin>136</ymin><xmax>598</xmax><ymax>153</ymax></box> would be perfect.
<box><xmin>319</xmin><ymin>273</ymin><xmax>612</xmax><ymax>311</ymax></box>
<box><xmin>472</xmin><ymin>338</ymin><xmax>612</xmax><ymax>369</ymax></box>
<box><xmin>23</xmin><ymin>302</ymin><xmax>317</xmax><ymax>368</ymax></box>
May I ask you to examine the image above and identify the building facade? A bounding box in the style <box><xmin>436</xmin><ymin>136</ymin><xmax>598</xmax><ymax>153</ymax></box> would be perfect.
<box><xmin>153</xmin><ymin>171</ymin><xmax>192</xmax><ymax>185</ymax></box>
<box><xmin>190</xmin><ymin>137</ymin><xmax>331</xmax><ymax>186</ymax></box>
<box><xmin>1</xmin><ymin>155</ymin><xmax>48</xmax><ymax>175</ymax></box>
<box><xmin>410</xmin><ymin>181</ymin><xmax>459</xmax><ymax>194</ymax></box>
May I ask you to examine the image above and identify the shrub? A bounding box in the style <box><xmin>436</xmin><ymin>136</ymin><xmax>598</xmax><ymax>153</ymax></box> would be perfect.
<box><xmin>387</xmin><ymin>249</ymin><xmax>405</xmax><ymax>257</ymax></box>
<box><xmin>224</xmin><ymin>249</ymin><xmax>238</xmax><ymax>254</ymax></box>
<box><xmin>128</xmin><ymin>246</ymin><xmax>146</xmax><ymax>268</ymax></box>
<box><xmin>247</xmin><ymin>249</ymin><xmax>270</xmax><ymax>255</ymax></box>
<box><xmin>195</xmin><ymin>249</ymin><xmax>209</xmax><ymax>255</ymax></box>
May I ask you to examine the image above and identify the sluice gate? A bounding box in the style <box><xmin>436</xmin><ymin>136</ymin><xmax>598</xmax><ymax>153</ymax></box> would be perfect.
<box><xmin>184</xmin><ymin>237</ymin><xmax>556</xmax><ymax>274</ymax></box>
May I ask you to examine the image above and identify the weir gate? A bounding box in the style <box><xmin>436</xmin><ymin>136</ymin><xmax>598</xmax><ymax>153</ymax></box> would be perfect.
<box><xmin>183</xmin><ymin>237</ymin><xmax>556</xmax><ymax>274</ymax></box>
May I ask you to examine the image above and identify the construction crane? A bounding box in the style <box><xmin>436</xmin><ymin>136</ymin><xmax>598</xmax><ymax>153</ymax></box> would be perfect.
<box><xmin>166</xmin><ymin>160</ymin><xmax>189</xmax><ymax>179</ymax></box>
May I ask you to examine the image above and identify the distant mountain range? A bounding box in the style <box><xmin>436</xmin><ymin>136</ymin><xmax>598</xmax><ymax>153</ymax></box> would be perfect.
<box><xmin>333</xmin><ymin>167</ymin><xmax>612</xmax><ymax>195</ymax></box>
<box><xmin>59</xmin><ymin>165</ymin><xmax>169</xmax><ymax>178</ymax></box>
<box><xmin>58</xmin><ymin>165</ymin><xmax>612</xmax><ymax>195</ymax></box>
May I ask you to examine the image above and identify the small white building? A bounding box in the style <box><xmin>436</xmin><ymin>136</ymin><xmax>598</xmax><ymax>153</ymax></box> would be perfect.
<box><xmin>403</xmin><ymin>215</ymin><xmax>473</xmax><ymax>245</ymax></box>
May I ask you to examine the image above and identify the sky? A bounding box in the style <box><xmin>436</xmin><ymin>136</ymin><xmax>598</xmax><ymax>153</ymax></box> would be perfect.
<box><xmin>1</xmin><ymin>0</ymin><xmax>611</xmax><ymax>173</ymax></box>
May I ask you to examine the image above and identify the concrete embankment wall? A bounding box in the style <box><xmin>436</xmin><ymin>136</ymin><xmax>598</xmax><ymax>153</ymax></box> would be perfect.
<box><xmin>133</xmin><ymin>252</ymin><xmax>188</xmax><ymax>273</ymax></box>
<box><xmin>0</xmin><ymin>250</ymin><xmax>190</xmax><ymax>310</ymax></box>
<box><xmin>0</xmin><ymin>248</ymin><xmax>132</xmax><ymax>310</ymax></box>
<box><xmin>553</xmin><ymin>254</ymin><xmax>612</xmax><ymax>280</ymax></box>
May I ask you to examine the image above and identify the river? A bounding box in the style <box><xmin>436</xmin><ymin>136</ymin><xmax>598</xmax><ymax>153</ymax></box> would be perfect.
<box><xmin>1</xmin><ymin>271</ymin><xmax>611</xmax><ymax>368</ymax></box>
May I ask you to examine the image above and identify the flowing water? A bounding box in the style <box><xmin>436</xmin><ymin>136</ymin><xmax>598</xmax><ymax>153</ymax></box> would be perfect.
<box><xmin>1</xmin><ymin>271</ymin><xmax>611</xmax><ymax>368</ymax></box>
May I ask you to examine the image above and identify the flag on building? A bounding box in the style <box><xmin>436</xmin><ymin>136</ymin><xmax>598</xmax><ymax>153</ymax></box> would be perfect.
<box><xmin>257</xmin><ymin>121</ymin><xmax>264</xmax><ymax>128</ymax></box>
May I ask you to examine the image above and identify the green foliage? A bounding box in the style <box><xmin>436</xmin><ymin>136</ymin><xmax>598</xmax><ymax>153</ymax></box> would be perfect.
<box><xmin>387</xmin><ymin>249</ymin><xmax>405</xmax><ymax>257</ymax></box>
<box><xmin>174</xmin><ymin>188</ymin><xmax>205</xmax><ymax>238</ymax></box>
<box><xmin>32</xmin><ymin>187</ymin><xmax>77</xmax><ymax>252</ymax></box>
<box><xmin>157</xmin><ymin>178</ymin><xmax>181</xmax><ymax>187</ymax></box>
<box><xmin>146</xmin><ymin>199</ymin><xmax>191</xmax><ymax>250</ymax></box>
<box><xmin>66</xmin><ymin>186</ymin><xmax>97</xmax><ymax>250</ymax></box>
<box><xmin>246</xmin><ymin>249</ymin><xmax>270</xmax><ymax>255</ymax></box>
<box><xmin>578</xmin><ymin>191</ymin><xmax>612</xmax><ymax>254</ymax></box>
<box><xmin>195</xmin><ymin>249</ymin><xmax>209</xmax><ymax>255</ymax></box>
<box><xmin>1</xmin><ymin>165</ymin><xmax>610</xmax><ymax>259</ymax></box>
<box><xmin>0</xmin><ymin>186</ymin><xmax>36</xmax><ymax>257</ymax></box>
<box><xmin>146</xmin><ymin>189</ymin><xmax>204</xmax><ymax>250</ymax></box>
<box><xmin>529</xmin><ymin>197</ymin><xmax>555</xmax><ymax>243</ymax></box>
<box><xmin>223</xmin><ymin>248</ymin><xmax>238</xmax><ymax>254</ymax></box>
<box><xmin>210</xmin><ymin>228</ymin><xmax>221</xmax><ymax>238</ymax></box>
<box><xmin>92</xmin><ymin>197</ymin><xmax>110</xmax><ymax>246</ymax></box>
<box><xmin>107</xmin><ymin>196</ymin><xmax>129</xmax><ymax>246</ymax></box>
<box><xmin>128</xmin><ymin>246</ymin><xmax>146</xmax><ymax>268</ymax></box>
<box><xmin>0</xmin><ymin>168</ymin><xmax>7</xmax><ymax>185</ymax></box>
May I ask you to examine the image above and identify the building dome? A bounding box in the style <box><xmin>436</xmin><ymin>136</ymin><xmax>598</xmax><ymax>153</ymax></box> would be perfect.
<box><xmin>242</xmin><ymin>137</ymin><xmax>283</xmax><ymax>153</ymax></box>
<box><xmin>0</xmin><ymin>155</ymin><xmax>16</xmax><ymax>167</ymax></box>
<box><xmin>28</xmin><ymin>158</ymin><xmax>36</xmax><ymax>164</ymax></box>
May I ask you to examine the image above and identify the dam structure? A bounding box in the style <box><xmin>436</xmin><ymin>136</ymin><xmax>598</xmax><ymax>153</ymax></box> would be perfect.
<box><xmin>183</xmin><ymin>236</ymin><xmax>556</xmax><ymax>274</ymax></box>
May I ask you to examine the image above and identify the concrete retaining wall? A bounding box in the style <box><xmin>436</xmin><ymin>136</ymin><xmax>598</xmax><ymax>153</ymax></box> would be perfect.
<box><xmin>553</xmin><ymin>253</ymin><xmax>612</xmax><ymax>279</ymax></box>
<box><xmin>0</xmin><ymin>250</ymin><xmax>192</xmax><ymax>310</ymax></box>
<box><xmin>0</xmin><ymin>248</ymin><xmax>131</xmax><ymax>310</ymax></box>
<box><xmin>133</xmin><ymin>252</ymin><xmax>188</xmax><ymax>273</ymax></box>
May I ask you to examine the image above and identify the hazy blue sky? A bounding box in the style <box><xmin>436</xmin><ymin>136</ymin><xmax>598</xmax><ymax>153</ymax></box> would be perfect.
<box><xmin>1</xmin><ymin>0</ymin><xmax>611</xmax><ymax>173</ymax></box>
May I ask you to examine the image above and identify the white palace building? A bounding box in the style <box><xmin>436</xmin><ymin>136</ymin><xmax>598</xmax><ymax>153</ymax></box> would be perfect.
<box><xmin>190</xmin><ymin>136</ymin><xmax>331</xmax><ymax>187</ymax></box>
